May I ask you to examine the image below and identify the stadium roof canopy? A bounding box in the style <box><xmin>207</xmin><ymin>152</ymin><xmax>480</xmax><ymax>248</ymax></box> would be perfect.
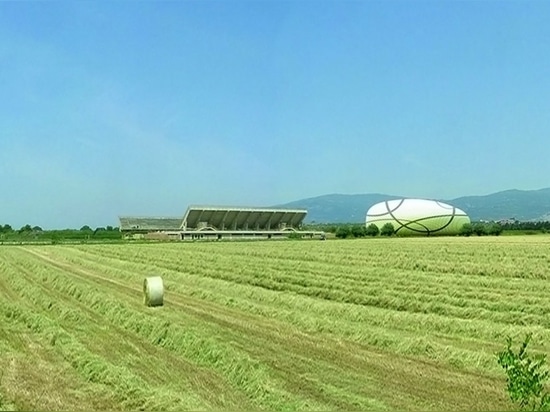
<box><xmin>119</xmin><ymin>217</ymin><xmax>183</xmax><ymax>232</ymax></box>
<box><xmin>181</xmin><ymin>206</ymin><xmax>307</xmax><ymax>231</ymax></box>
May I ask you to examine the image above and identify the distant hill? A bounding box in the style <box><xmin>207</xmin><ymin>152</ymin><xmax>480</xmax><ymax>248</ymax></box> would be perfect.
<box><xmin>276</xmin><ymin>188</ymin><xmax>550</xmax><ymax>223</ymax></box>
<box><xmin>450</xmin><ymin>188</ymin><xmax>550</xmax><ymax>222</ymax></box>
<box><xmin>277</xmin><ymin>194</ymin><xmax>401</xmax><ymax>223</ymax></box>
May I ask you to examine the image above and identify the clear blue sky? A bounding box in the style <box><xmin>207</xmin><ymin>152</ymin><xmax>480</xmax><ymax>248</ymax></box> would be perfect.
<box><xmin>1</xmin><ymin>1</ymin><xmax>550</xmax><ymax>229</ymax></box>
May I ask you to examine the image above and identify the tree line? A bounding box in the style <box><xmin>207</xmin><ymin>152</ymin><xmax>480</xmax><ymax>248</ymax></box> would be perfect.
<box><xmin>499</xmin><ymin>220</ymin><xmax>550</xmax><ymax>232</ymax></box>
<box><xmin>0</xmin><ymin>224</ymin><xmax>121</xmax><ymax>242</ymax></box>
<box><xmin>302</xmin><ymin>221</ymin><xmax>511</xmax><ymax>238</ymax></box>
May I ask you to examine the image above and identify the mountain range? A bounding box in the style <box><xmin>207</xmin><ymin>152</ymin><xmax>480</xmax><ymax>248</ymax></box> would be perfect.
<box><xmin>276</xmin><ymin>188</ymin><xmax>550</xmax><ymax>223</ymax></box>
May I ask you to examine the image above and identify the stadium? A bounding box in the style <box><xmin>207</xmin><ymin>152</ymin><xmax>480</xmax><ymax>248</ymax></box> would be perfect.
<box><xmin>119</xmin><ymin>205</ymin><xmax>324</xmax><ymax>240</ymax></box>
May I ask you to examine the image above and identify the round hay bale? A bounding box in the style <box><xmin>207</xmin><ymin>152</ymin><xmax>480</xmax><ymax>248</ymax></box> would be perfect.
<box><xmin>143</xmin><ymin>276</ymin><xmax>164</xmax><ymax>307</ymax></box>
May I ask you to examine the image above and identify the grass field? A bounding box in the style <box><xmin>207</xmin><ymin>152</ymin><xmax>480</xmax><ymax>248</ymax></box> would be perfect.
<box><xmin>1</xmin><ymin>236</ymin><xmax>550</xmax><ymax>410</ymax></box>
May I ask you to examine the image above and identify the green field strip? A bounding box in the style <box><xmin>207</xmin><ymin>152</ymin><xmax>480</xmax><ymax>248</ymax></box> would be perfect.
<box><xmin>1</xmin><ymin>300</ymin><xmax>208</xmax><ymax>411</ymax></box>
<box><xmin>37</xmin><ymin>246</ymin><xmax>548</xmax><ymax>336</ymax></box>
<box><xmin>0</xmin><ymin>254</ymin><xmax>220</xmax><ymax>410</ymax></box>
<box><xmin>5</xmin><ymin>253</ymin><xmax>250</xmax><ymax>409</ymax></box>
<box><xmin>2</xmin><ymin>237</ymin><xmax>548</xmax><ymax>410</ymax></box>
<box><xmin>38</xmin><ymin>241</ymin><xmax>550</xmax><ymax>360</ymax></box>
<box><xmin>10</xmin><ymin>246</ymin><xmax>512</xmax><ymax>406</ymax></box>
<box><xmin>0</xmin><ymin>327</ymin><xmax>116</xmax><ymax>411</ymax></box>
<box><xmin>20</xmin><ymin>249</ymin><xmax>512</xmax><ymax>374</ymax></box>
<box><xmin>69</xmin><ymin>240</ymin><xmax>550</xmax><ymax>290</ymax></box>
<box><xmin>68</xmin><ymin>242</ymin><xmax>550</xmax><ymax>329</ymax></box>
<box><xmin>11</xmin><ymin>248</ymin><xmax>331</xmax><ymax>410</ymax></box>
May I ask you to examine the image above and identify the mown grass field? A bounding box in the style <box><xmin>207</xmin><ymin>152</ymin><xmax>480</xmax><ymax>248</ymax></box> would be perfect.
<box><xmin>1</xmin><ymin>236</ymin><xmax>550</xmax><ymax>410</ymax></box>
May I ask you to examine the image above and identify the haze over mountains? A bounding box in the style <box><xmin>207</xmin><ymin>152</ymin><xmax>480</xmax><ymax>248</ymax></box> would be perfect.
<box><xmin>277</xmin><ymin>188</ymin><xmax>550</xmax><ymax>223</ymax></box>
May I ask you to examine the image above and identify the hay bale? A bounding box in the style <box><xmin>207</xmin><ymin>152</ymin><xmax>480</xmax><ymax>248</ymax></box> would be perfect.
<box><xmin>143</xmin><ymin>276</ymin><xmax>164</xmax><ymax>307</ymax></box>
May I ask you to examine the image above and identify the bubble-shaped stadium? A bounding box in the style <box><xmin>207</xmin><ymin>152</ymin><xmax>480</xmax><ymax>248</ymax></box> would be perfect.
<box><xmin>365</xmin><ymin>198</ymin><xmax>470</xmax><ymax>236</ymax></box>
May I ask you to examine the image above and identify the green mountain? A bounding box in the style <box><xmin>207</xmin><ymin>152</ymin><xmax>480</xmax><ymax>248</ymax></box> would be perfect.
<box><xmin>450</xmin><ymin>188</ymin><xmax>550</xmax><ymax>222</ymax></box>
<box><xmin>276</xmin><ymin>188</ymin><xmax>550</xmax><ymax>223</ymax></box>
<box><xmin>277</xmin><ymin>194</ymin><xmax>401</xmax><ymax>223</ymax></box>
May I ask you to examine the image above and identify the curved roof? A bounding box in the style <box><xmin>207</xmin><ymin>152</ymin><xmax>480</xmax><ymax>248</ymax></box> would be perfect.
<box><xmin>182</xmin><ymin>206</ymin><xmax>307</xmax><ymax>231</ymax></box>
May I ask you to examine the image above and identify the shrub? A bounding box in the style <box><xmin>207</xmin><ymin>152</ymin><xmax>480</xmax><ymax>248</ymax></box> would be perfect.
<box><xmin>351</xmin><ymin>225</ymin><xmax>366</xmax><ymax>238</ymax></box>
<box><xmin>473</xmin><ymin>222</ymin><xmax>488</xmax><ymax>236</ymax></box>
<box><xmin>459</xmin><ymin>223</ymin><xmax>473</xmax><ymax>237</ymax></box>
<box><xmin>380</xmin><ymin>223</ymin><xmax>395</xmax><ymax>237</ymax></box>
<box><xmin>287</xmin><ymin>231</ymin><xmax>302</xmax><ymax>240</ymax></box>
<box><xmin>487</xmin><ymin>222</ymin><xmax>504</xmax><ymax>236</ymax></box>
<box><xmin>497</xmin><ymin>334</ymin><xmax>550</xmax><ymax>411</ymax></box>
<box><xmin>365</xmin><ymin>223</ymin><xmax>380</xmax><ymax>237</ymax></box>
<box><xmin>335</xmin><ymin>226</ymin><xmax>351</xmax><ymax>239</ymax></box>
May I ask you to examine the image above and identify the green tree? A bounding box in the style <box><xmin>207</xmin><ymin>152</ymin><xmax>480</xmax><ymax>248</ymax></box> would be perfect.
<box><xmin>473</xmin><ymin>222</ymin><xmax>488</xmax><ymax>236</ymax></box>
<box><xmin>18</xmin><ymin>224</ymin><xmax>32</xmax><ymax>234</ymax></box>
<box><xmin>497</xmin><ymin>334</ymin><xmax>550</xmax><ymax>411</ymax></box>
<box><xmin>80</xmin><ymin>225</ymin><xmax>93</xmax><ymax>231</ymax></box>
<box><xmin>50</xmin><ymin>231</ymin><xmax>61</xmax><ymax>245</ymax></box>
<box><xmin>460</xmin><ymin>223</ymin><xmax>474</xmax><ymax>237</ymax></box>
<box><xmin>380</xmin><ymin>222</ymin><xmax>395</xmax><ymax>237</ymax></box>
<box><xmin>487</xmin><ymin>222</ymin><xmax>504</xmax><ymax>236</ymax></box>
<box><xmin>365</xmin><ymin>223</ymin><xmax>380</xmax><ymax>237</ymax></box>
<box><xmin>351</xmin><ymin>224</ymin><xmax>366</xmax><ymax>238</ymax></box>
<box><xmin>335</xmin><ymin>226</ymin><xmax>351</xmax><ymax>239</ymax></box>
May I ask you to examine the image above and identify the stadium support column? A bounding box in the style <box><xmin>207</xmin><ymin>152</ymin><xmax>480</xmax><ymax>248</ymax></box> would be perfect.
<box><xmin>220</xmin><ymin>209</ymin><xmax>230</xmax><ymax>230</ymax></box>
<box><xmin>231</xmin><ymin>211</ymin><xmax>241</xmax><ymax>230</ymax></box>
<box><xmin>196</xmin><ymin>209</ymin><xmax>205</xmax><ymax>227</ymax></box>
<box><xmin>243</xmin><ymin>210</ymin><xmax>253</xmax><ymax>230</ymax></box>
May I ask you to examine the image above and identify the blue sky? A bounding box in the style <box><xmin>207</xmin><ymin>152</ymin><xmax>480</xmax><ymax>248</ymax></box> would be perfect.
<box><xmin>1</xmin><ymin>1</ymin><xmax>550</xmax><ymax>229</ymax></box>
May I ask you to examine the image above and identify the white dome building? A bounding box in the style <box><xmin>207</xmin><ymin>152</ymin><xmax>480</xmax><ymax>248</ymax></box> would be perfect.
<box><xmin>365</xmin><ymin>198</ymin><xmax>470</xmax><ymax>236</ymax></box>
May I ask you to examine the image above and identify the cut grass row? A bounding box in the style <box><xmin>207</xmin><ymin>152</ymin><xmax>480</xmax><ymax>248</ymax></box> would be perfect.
<box><xmin>3</xmin><ymin>236</ymin><xmax>548</xmax><ymax>410</ymax></box>
<box><xmin>41</xmin><ymin>241</ymin><xmax>550</xmax><ymax>345</ymax></box>
<box><xmin>1</xmin><ymin>248</ymin><xmax>401</xmax><ymax>410</ymax></box>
